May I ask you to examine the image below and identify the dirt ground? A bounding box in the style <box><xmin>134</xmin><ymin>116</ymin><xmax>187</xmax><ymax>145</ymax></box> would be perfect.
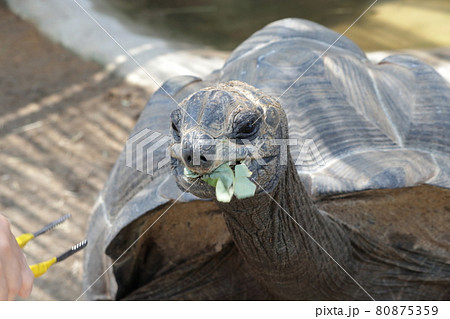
<box><xmin>0</xmin><ymin>5</ymin><xmax>152</xmax><ymax>300</ymax></box>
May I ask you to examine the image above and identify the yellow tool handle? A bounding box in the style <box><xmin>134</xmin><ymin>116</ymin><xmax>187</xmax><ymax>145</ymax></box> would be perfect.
<box><xmin>16</xmin><ymin>233</ymin><xmax>35</xmax><ymax>248</ymax></box>
<box><xmin>29</xmin><ymin>257</ymin><xmax>57</xmax><ymax>278</ymax></box>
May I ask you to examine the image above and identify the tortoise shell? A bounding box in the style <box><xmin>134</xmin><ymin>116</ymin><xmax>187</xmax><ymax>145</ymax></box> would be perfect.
<box><xmin>83</xmin><ymin>19</ymin><xmax>450</xmax><ymax>300</ymax></box>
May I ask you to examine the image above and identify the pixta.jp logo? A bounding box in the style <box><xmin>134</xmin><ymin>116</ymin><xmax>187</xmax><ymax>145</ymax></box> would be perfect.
<box><xmin>125</xmin><ymin>129</ymin><xmax>325</xmax><ymax>175</ymax></box>
<box><xmin>125</xmin><ymin>128</ymin><xmax>171</xmax><ymax>175</ymax></box>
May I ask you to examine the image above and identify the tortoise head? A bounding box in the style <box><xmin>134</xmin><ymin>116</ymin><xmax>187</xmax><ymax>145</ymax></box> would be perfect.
<box><xmin>170</xmin><ymin>80</ymin><xmax>288</xmax><ymax>199</ymax></box>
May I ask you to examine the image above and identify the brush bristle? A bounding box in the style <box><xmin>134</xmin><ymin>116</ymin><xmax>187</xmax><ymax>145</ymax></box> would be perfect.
<box><xmin>72</xmin><ymin>240</ymin><xmax>88</xmax><ymax>251</ymax></box>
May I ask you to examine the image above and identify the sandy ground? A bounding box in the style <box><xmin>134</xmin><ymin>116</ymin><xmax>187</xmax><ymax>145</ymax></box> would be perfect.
<box><xmin>0</xmin><ymin>5</ymin><xmax>151</xmax><ymax>300</ymax></box>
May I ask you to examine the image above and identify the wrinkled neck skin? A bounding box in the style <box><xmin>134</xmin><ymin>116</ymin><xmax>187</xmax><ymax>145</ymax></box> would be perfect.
<box><xmin>218</xmin><ymin>154</ymin><xmax>354</xmax><ymax>300</ymax></box>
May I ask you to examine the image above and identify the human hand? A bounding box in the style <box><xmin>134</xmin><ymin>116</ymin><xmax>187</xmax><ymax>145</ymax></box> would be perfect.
<box><xmin>0</xmin><ymin>214</ymin><xmax>34</xmax><ymax>300</ymax></box>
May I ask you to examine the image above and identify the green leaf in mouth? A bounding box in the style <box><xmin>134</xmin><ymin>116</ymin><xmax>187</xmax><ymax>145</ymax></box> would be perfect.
<box><xmin>233</xmin><ymin>164</ymin><xmax>257</xmax><ymax>200</ymax></box>
<box><xmin>183</xmin><ymin>163</ymin><xmax>257</xmax><ymax>202</ymax></box>
<box><xmin>183</xmin><ymin>167</ymin><xmax>201</xmax><ymax>178</ymax></box>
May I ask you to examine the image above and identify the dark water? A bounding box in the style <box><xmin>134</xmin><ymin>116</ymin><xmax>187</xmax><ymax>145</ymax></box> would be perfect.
<box><xmin>103</xmin><ymin>0</ymin><xmax>450</xmax><ymax>51</ymax></box>
<box><xmin>107</xmin><ymin>0</ymin><xmax>380</xmax><ymax>50</ymax></box>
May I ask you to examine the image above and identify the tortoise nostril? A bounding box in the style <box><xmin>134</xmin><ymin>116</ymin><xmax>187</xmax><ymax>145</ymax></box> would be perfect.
<box><xmin>181</xmin><ymin>133</ymin><xmax>215</xmax><ymax>172</ymax></box>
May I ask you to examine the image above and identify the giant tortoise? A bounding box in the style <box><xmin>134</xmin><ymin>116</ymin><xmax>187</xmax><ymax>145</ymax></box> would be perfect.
<box><xmin>83</xmin><ymin>19</ymin><xmax>450</xmax><ymax>300</ymax></box>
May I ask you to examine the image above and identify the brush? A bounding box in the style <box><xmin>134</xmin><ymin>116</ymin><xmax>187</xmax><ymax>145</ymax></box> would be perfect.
<box><xmin>16</xmin><ymin>214</ymin><xmax>71</xmax><ymax>248</ymax></box>
<box><xmin>30</xmin><ymin>240</ymin><xmax>88</xmax><ymax>277</ymax></box>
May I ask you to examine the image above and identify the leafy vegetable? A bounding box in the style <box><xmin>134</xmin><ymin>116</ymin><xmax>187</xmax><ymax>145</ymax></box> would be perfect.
<box><xmin>233</xmin><ymin>164</ymin><xmax>257</xmax><ymax>199</ymax></box>
<box><xmin>184</xmin><ymin>167</ymin><xmax>200</xmax><ymax>178</ymax></box>
<box><xmin>202</xmin><ymin>163</ymin><xmax>234</xmax><ymax>202</ymax></box>
<box><xmin>184</xmin><ymin>163</ymin><xmax>257</xmax><ymax>202</ymax></box>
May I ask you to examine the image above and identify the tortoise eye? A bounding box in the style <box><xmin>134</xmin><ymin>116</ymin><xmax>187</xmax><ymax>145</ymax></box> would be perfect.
<box><xmin>234</xmin><ymin>113</ymin><xmax>260</xmax><ymax>140</ymax></box>
<box><xmin>171</xmin><ymin>121</ymin><xmax>179</xmax><ymax>133</ymax></box>
<box><xmin>238</xmin><ymin>121</ymin><xmax>256</xmax><ymax>135</ymax></box>
<box><xmin>170</xmin><ymin>110</ymin><xmax>181</xmax><ymax>142</ymax></box>
<box><xmin>171</xmin><ymin>121</ymin><xmax>181</xmax><ymax>142</ymax></box>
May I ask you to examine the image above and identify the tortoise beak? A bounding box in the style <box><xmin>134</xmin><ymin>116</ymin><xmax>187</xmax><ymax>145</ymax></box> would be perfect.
<box><xmin>170</xmin><ymin>136</ymin><xmax>221</xmax><ymax>176</ymax></box>
<box><xmin>180</xmin><ymin>131</ymin><xmax>217</xmax><ymax>175</ymax></box>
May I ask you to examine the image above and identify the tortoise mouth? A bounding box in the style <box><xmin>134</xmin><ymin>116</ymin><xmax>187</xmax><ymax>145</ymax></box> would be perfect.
<box><xmin>171</xmin><ymin>154</ymin><xmax>280</xmax><ymax>200</ymax></box>
<box><xmin>184</xmin><ymin>161</ymin><xmax>240</xmax><ymax>179</ymax></box>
